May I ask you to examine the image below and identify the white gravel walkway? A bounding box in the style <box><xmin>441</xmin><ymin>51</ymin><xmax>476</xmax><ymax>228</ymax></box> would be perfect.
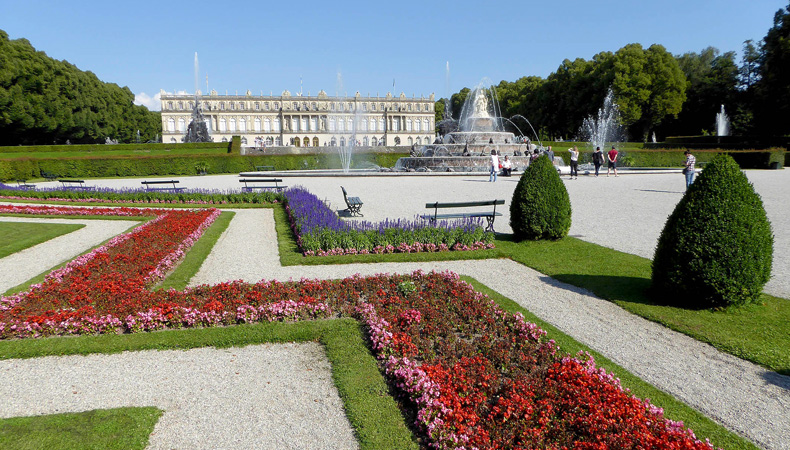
<box><xmin>0</xmin><ymin>217</ymin><xmax>139</xmax><ymax>294</ymax></box>
<box><xmin>0</xmin><ymin>343</ymin><xmax>358</xmax><ymax>450</ymax></box>
<box><xmin>190</xmin><ymin>208</ymin><xmax>790</xmax><ymax>450</ymax></box>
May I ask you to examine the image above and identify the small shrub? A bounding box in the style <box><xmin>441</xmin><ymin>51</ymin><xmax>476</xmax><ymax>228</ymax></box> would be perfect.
<box><xmin>651</xmin><ymin>154</ymin><xmax>773</xmax><ymax>308</ymax></box>
<box><xmin>510</xmin><ymin>155</ymin><xmax>571</xmax><ymax>240</ymax></box>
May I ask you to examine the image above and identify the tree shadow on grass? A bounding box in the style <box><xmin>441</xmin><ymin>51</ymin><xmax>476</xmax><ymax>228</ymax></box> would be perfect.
<box><xmin>544</xmin><ymin>273</ymin><xmax>653</xmax><ymax>306</ymax></box>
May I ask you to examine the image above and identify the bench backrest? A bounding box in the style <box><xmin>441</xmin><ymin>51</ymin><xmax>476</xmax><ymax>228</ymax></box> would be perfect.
<box><xmin>59</xmin><ymin>179</ymin><xmax>84</xmax><ymax>183</ymax></box>
<box><xmin>142</xmin><ymin>180</ymin><xmax>179</xmax><ymax>185</ymax></box>
<box><xmin>239</xmin><ymin>178</ymin><xmax>282</xmax><ymax>183</ymax></box>
<box><xmin>425</xmin><ymin>200</ymin><xmax>505</xmax><ymax>209</ymax></box>
<box><xmin>341</xmin><ymin>186</ymin><xmax>352</xmax><ymax>208</ymax></box>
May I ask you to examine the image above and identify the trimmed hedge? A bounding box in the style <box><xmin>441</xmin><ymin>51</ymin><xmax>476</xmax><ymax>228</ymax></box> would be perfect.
<box><xmin>0</xmin><ymin>185</ymin><xmax>282</xmax><ymax>205</ymax></box>
<box><xmin>0</xmin><ymin>152</ymin><xmax>408</xmax><ymax>181</ymax></box>
<box><xmin>0</xmin><ymin>142</ymin><xmax>228</xmax><ymax>154</ymax></box>
<box><xmin>651</xmin><ymin>155</ymin><xmax>774</xmax><ymax>309</ymax></box>
<box><xmin>619</xmin><ymin>149</ymin><xmax>785</xmax><ymax>169</ymax></box>
<box><xmin>510</xmin><ymin>155</ymin><xmax>571</xmax><ymax>240</ymax></box>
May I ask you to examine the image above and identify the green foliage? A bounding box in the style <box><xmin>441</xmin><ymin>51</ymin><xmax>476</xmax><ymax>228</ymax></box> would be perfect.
<box><xmin>0</xmin><ymin>30</ymin><xmax>161</xmax><ymax>145</ymax></box>
<box><xmin>509</xmin><ymin>155</ymin><xmax>571</xmax><ymax>240</ymax></box>
<box><xmin>0</xmin><ymin>152</ymin><xmax>408</xmax><ymax>181</ymax></box>
<box><xmin>0</xmin><ymin>186</ymin><xmax>281</xmax><ymax>205</ymax></box>
<box><xmin>229</xmin><ymin>136</ymin><xmax>241</xmax><ymax>154</ymax></box>
<box><xmin>0</xmin><ymin>142</ymin><xmax>223</xmax><ymax>155</ymax></box>
<box><xmin>754</xmin><ymin>2</ymin><xmax>790</xmax><ymax>135</ymax></box>
<box><xmin>652</xmin><ymin>155</ymin><xmax>773</xmax><ymax>308</ymax></box>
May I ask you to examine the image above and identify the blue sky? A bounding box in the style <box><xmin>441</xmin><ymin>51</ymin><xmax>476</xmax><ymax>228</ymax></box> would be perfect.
<box><xmin>2</xmin><ymin>0</ymin><xmax>786</xmax><ymax>110</ymax></box>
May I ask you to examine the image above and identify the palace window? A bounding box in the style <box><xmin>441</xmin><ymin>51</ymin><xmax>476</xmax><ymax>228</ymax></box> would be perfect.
<box><xmin>178</xmin><ymin>101</ymin><xmax>184</xmax><ymax>109</ymax></box>
<box><xmin>393</xmin><ymin>117</ymin><xmax>400</xmax><ymax>131</ymax></box>
<box><xmin>265</xmin><ymin>136</ymin><xmax>273</xmax><ymax>146</ymax></box>
<box><xmin>219</xmin><ymin>119</ymin><xmax>227</xmax><ymax>132</ymax></box>
<box><xmin>340</xmin><ymin>137</ymin><xmax>346</xmax><ymax>147</ymax></box>
<box><xmin>425</xmin><ymin>104</ymin><xmax>430</xmax><ymax>111</ymax></box>
<box><xmin>363</xmin><ymin>136</ymin><xmax>369</xmax><ymax>146</ymax></box>
<box><xmin>231</xmin><ymin>103</ymin><xmax>236</xmax><ymax>110</ymax></box>
<box><xmin>408</xmin><ymin>103</ymin><xmax>412</xmax><ymax>111</ymax></box>
<box><xmin>274</xmin><ymin>102</ymin><xmax>279</xmax><ymax>109</ymax></box>
<box><xmin>239</xmin><ymin>102</ymin><xmax>245</xmax><ymax>110</ymax></box>
<box><xmin>311</xmin><ymin>102</ymin><xmax>317</xmax><ymax>110</ymax></box>
<box><xmin>178</xmin><ymin>118</ymin><xmax>186</xmax><ymax>132</ymax></box>
<box><xmin>254</xmin><ymin>118</ymin><xmax>261</xmax><ymax>132</ymax></box>
<box><xmin>310</xmin><ymin>117</ymin><xmax>317</xmax><ymax>131</ymax></box>
<box><xmin>329</xmin><ymin>118</ymin><xmax>336</xmax><ymax>131</ymax></box>
<box><xmin>167</xmin><ymin>118</ymin><xmax>175</xmax><ymax>132</ymax></box>
<box><xmin>292</xmin><ymin>117</ymin><xmax>299</xmax><ymax>132</ymax></box>
<box><xmin>274</xmin><ymin>118</ymin><xmax>281</xmax><ymax>132</ymax></box>
<box><xmin>360</xmin><ymin>119</ymin><xmax>367</xmax><ymax>131</ymax></box>
<box><xmin>264</xmin><ymin>118</ymin><xmax>271</xmax><ymax>132</ymax></box>
<box><xmin>371</xmin><ymin>103</ymin><xmax>376</xmax><ymax>111</ymax></box>
<box><xmin>415</xmin><ymin>119</ymin><xmax>421</xmax><ymax>132</ymax></box>
<box><xmin>220</xmin><ymin>102</ymin><xmax>226</xmax><ymax>110</ymax></box>
<box><xmin>301</xmin><ymin>117</ymin><xmax>307</xmax><ymax>131</ymax></box>
<box><xmin>379</xmin><ymin>118</ymin><xmax>385</xmax><ymax>131</ymax></box>
<box><xmin>339</xmin><ymin>103</ymin><xmax>344</xmax><ymax>111</ymax></box>
<box><xmin>312</xmin><ymin>137</ymin><xmax>319</xmax><ymax>147</ymax></box>
<box><xmin>416</xmin><ymin>137</ymin><xmax>422</xmax><ymax>145</ymax></box>
<box><xmin>275</xmin><ymin>136</ymin><xmax>282</xmax><ymax>146</ymax></box>
<box><xmin>293</xmin><ymin>102</ymin><xmax>298</xmax><ymax>110</ymax></box>
<box><xmin>331</xmin><ymin>137</ymin><xmax>337</xmax><ymax>146</ymax></box>
<box><xmin>229</xmin><ymin>118</ymin><xmax>237</xmax><ymax>132</ymax></box>
<box><xmin>406</xmin><ymin>119</ymin><xmax>412</xmax><ymax>131</ymax></box>
<box><xmin>423</xmin><ymin>118</ymin><xmax>429</xmax><ymax>131</ymax></box>
<box><xmin>408</xmin><ymin>137</ymin><xmax>413</xmax><ymax>145</ymax></box>
<box><xmin>347</xmin><ymin>118</ymin><xmax>353</xmax><ymax>131</ymax></box>
<box><xmin>338</xmin><ymin>118</ymin><xmax>344</xmax><ymax>132</ymax></box>
<box><xmin>239</xmin><ymin>118</ymin><xmax>247</xmax><ymax>132</ymax></box>
<box><xmin>167</xmin><ymin>101</ymin><xmax>173</xmax><ymax>110</ymax></box>
<box><xmin>380</xmin><ymin>103</ymin><xmax>385</xmax><ymax>110</ymax></box>
<box><xmin>368</xmin><ymin>118</ymin><xmax>375</xmax><ymax>132</ymax></box>
<box><xmin>255</xmin><ymin>102</ymin><xmax>260</xmax><ymax>110</ymax></box>
<box><xmin>264</xmin><ymin>102</ymin><xmax>270</xmax><ymax>110</ymax></box>
<box><xmin>188</xmin><ymin>102</ymin><xmax>194</xmax><ymax>109</ymax></box>
<box><xmin>362</xmin><ymin>103</ymin><xmax>367</xmax><ymax>111</ymax></box>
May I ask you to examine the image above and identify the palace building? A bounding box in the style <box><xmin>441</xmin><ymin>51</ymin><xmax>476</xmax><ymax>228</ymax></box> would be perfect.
<box><xmin>160</xmin><ymin>89</ymin><xmax>436</xmax><ymax>148</ymax></box>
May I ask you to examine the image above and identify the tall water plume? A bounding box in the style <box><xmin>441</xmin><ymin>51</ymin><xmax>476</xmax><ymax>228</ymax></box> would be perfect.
<box><xmin>716</xmin><ymin>104</ymin><xmax>730</xmax><ymax>137</ymax></box>
<box><xmin>580</xmin><ymin>89</ymin><xmax>624</xmax><ymax>151</ymax></box>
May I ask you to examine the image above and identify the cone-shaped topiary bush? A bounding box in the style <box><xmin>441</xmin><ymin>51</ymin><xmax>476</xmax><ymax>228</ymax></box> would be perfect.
<box><xmin>510</xmin><ymin>155</ymin><xmax>571</xmax><ymax>240</ymax></box>
<box><xmin>652</xmin><ymin>154</ymin><xmax>773</xmax><ymax>308</ymax></box>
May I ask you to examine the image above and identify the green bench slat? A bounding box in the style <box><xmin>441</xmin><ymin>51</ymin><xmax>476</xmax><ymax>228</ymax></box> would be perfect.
<box><xmin>424</xmin><ymin>200</ymin><xmax>505</xmax><ymax>209</ymax></box>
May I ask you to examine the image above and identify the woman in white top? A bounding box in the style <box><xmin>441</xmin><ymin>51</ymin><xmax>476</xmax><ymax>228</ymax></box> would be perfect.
<box><xmin>501</xmin><ymin>155</ymin><xmax>512</xmax><ymax>176</ymax></box>
<box><xmin>568</xmin><ymin>146</ymin><xmax>579</xmax><ymax>179</ymax></box>
<box><xmin>489</xmin><ymin>150</ymin><xmax>499</xmax><ymax>182</ymax></box>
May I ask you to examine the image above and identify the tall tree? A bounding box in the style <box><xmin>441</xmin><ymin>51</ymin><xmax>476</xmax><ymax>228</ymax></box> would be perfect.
<box><xmin>611</xmin><ymin>44</ymin><xmax>687</xmax><ymax>140</ymax></box>
<box><xmin>0</xmin><ymin>29</ymin><xmax>161</xmax><ymax>145</ymax></box>
<box><xmin>754</xmin><ymin>2</ymin><xmax>790</xmax><ymax>135</ymax></box>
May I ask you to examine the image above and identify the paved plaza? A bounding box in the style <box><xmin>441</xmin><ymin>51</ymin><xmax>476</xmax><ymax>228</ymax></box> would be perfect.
<box><xmin>2</xmin><ymin>169</ymin><xmax>789</xmax><ymax>449</ymax></box>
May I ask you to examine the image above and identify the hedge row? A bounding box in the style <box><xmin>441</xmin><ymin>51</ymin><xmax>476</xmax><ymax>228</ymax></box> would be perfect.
<box><xmin>0</xmin><ymin>142</ymin><xmax>228</xmax><ymax>154</ymax></box>
<box><xmin>0</xmin><ymin>185</ymin><xmax>281</xmax><ymax>204</ymax></box>
<box><xmin>619</xmin><ymin>149</ymin><xmax>785</xmax><ymax>169</ymax></box>
<box><xmin>0</xmin><ymin>152</ymin><xmax>409</xmax><ymax>181</ymax></box>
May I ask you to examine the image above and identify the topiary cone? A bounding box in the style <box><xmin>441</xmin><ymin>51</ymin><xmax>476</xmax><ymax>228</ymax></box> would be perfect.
<box><xmin>652</xmin><ymin>154</ymin><xmax>773</xmax><ymax>308</ymax></box>
<box><xmin>510</xmin><ymin>155</ymin><xmax>572</xmax><ymax>240</ymax></box>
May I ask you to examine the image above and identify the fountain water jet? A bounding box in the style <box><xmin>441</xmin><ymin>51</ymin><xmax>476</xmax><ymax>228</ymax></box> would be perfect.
<box><xmin>716</xmin><ymin>105</ymin><xmax>730</xmax><ymax>137</ymax></box>
<box><xmin>579</xmin><ymin>88</ymin><xmax>624</xmax><ymax>152</ymax></box>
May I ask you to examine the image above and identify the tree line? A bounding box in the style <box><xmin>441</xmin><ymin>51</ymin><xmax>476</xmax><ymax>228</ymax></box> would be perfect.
<box><xmin>438</xmin><ymin>2</ymin><xmax>790</xmax><ymax>142</ymax></box>
<box><xmin>0</xmin><ymin>29</ymin><xmax>161</xmax><ymax>146</ymax></box>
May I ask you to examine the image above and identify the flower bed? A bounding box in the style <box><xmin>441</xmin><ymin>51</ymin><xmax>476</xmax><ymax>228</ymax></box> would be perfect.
<box><xmin>0</xmin><ymin>205</ymin><xmax>717</xmax><ymax>449</ymax></box>
<box><xmin>283</xmin><ymin>187</ymin><xmax>494</xmax><ymax>256</ymax></box>
<box><xmin>0</xmin><ymin>184</ymin><xmax>280</xmax><ymax>205</ymax></box>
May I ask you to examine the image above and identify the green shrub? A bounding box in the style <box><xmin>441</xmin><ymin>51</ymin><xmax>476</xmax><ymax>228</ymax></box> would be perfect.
<box><xmin>509</xmin><ymin>155</ymin><xmax>571</xmax><ymax>240</ymax></box>
<box><xmin>651</xmin><ymin>155</ymin><xmax>774</xmax><ymax>308</ymax></box>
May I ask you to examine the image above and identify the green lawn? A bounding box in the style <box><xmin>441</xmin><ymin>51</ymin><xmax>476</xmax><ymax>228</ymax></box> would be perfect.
<box><xmin>0</xmin><ymin>408</ymin><xmax>162</xmax><ymax>450</ymax></box>
<box><xmin>0</xmin><ymin>221</ymin><xmax>85</xmax><ymax>259</ymax></box>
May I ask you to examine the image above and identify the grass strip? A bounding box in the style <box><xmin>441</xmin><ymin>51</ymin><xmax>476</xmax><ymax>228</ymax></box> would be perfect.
<box><xmin>274</xmin><ymin>205</ymin><xmax>790</xmax><ymax>374</ymax></box>
<box><xmin>156</xmin><ymin>211</ymin><xmax>235</xmax><ymax>291</ymax></box>
<box><xmin>0</xmin><ymin>222</ymin><xmax>84</xmax><ymax>258</ymax></box>
<box><xmin>464</xmin><ymin>276</ymin><xmax>759</xmax><ymax>450</ymax></box>
<box><xmin>0</xmin><ymin>407</ymin><xmax>162</xmax><ymax>450</ymax></box>
<box><xmin>0</xmin><ymin>319</ymin><xmax>417</xmax><ymax>450</ymax></box>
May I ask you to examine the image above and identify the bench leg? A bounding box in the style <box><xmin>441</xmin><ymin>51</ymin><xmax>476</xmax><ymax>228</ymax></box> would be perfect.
<box><xmin>485</xmin><ymin>216</ymin><xmax>495</xmax><ymax>232</ymax></box>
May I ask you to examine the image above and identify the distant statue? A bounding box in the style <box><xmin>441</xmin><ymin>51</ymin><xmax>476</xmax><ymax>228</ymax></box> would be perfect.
<box><xmin>184</xmin><ymin>100</ymin><xmax>212</xmax><ymax>143</ymax></box>
<box><xmin>473</xmin><ymin>93</ymin><xmax>489</xmax><ymax>118</ymax></box>
<box><xmin>105</xmin><ymin>137</ymin><xmax>118</xmax><ymax>145</ymax></box>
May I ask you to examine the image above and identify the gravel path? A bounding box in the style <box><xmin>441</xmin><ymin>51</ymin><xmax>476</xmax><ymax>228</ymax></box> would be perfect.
<box><xmin>0</xmin><ymin>343</ymin><xmax>358</xmax><ymax>450</ymax></box>
<box><xmin>67</xmin><ymin>169</ymin><xmax>789</xmax><ymax>298</ymax></box>
<box><xmin>191</xmin><ymin>208</ymin><xmax>790</xmax><ymax>450</ymax></box>
<box><xmin>0</xmin><ymin>217</ymin><xmax>138</xmax><ymax>294</ymax></box>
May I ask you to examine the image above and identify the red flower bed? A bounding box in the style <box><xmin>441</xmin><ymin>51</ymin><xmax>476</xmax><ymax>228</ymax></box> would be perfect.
<box><xmin>0</xmin><ymin>205</ymin><xmax>717</xmax><ymax>449</ymax></box>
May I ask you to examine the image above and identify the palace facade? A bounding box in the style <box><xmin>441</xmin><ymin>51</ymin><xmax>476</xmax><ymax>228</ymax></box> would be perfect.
<box><xmin>160</xmin><ymin>89</ymin><xmax>436</xmax><ymax>148</ymax></box>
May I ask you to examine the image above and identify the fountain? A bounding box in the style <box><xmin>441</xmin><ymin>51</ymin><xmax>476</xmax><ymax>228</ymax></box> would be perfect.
<box><xmin>184</xmin><ymin>53</ymin><xmax>212</xmax><ymax>143</ymax></box>
<box><xmin>395</xmin><ymin>80</ymin><xmax>546</xmax><ymax>173</ymax></box>
<box><xmin>579</xmin><ymin>88</ymin><xmax>624</xmax><ymax>153</ymax></box>
<box><xmin>716</xmin><ymin>104</ymin><xmax>730</xmax><ymax>137</ymax></box>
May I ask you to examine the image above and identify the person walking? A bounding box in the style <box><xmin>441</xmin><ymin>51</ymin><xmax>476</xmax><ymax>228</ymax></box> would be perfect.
<box><xmin>683</xmin><ymin>150</ymin><xmax>696</xmax><ymax>190</ymax></box>
<box><xmin>592</xmin><ymin>147</ymin><xmax>604</xmax><ymax>177</ymax></box>
<box><xmin>489</xmin><ymin>149</ymin><xmax>499</xmax><ymax>182</ymax></box>
<box><xmin>568</xmin><ymin>146</ymin><xmax>579</xmax><ymax>179</ymax></box>
<box><xmin>546</xmin><ymin>146</ymin><xmax>555</xmax><ymax>163</ymax></box>
<box><xmin>607</xmin><ymin>145</ymin><xmax>619</xmax><ymax>177</ymax></box>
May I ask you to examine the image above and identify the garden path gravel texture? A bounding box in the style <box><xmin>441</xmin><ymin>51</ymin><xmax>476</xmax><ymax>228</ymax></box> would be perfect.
<box><xmin>189</xmin><ymin>208</ymin><xmax>790</xmax><ymax>450</ymax></box>
<box><xmin>0</xmin><ymin>216</ymin><xmax>139</xmax><ymax>294</ymax></box>
<box><xmin>0</xmin><ymin>343</ymin><xmax>358</xmax><ymax>450</ymax></box>
<box><xmin>76</xmin><ymin>169</ymin><xmax>789</xmax><ymax>298</ymax></box>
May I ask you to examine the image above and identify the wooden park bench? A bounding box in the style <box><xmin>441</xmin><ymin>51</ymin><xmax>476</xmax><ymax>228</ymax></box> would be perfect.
<box><xmin>341</xmin><ymin>186</ymin><xmax>363</xmax><ymax>217</ymax></box>
<box><xmin>141</xmin><ymin>180</ymin><xmax>185</xmax><ymax>192</ymax></box>
<box><xmin>58</xmin><ymin>179</ymin><xmax>94</xmax><ymax>190</ymax></box>
<box><xmin>422</xmin><ymin>199</ymin><xmax>505</xmax><ymax>232</ymax></box>
<box><xmin>16</xmin><ymin>179</ymin><xmax>36</xmax><ymax>190</ymax></box>
<box><xmin>239</xmin><ymin>178</ymin><xmax>287</xmax><ymax>192</ymax></box>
